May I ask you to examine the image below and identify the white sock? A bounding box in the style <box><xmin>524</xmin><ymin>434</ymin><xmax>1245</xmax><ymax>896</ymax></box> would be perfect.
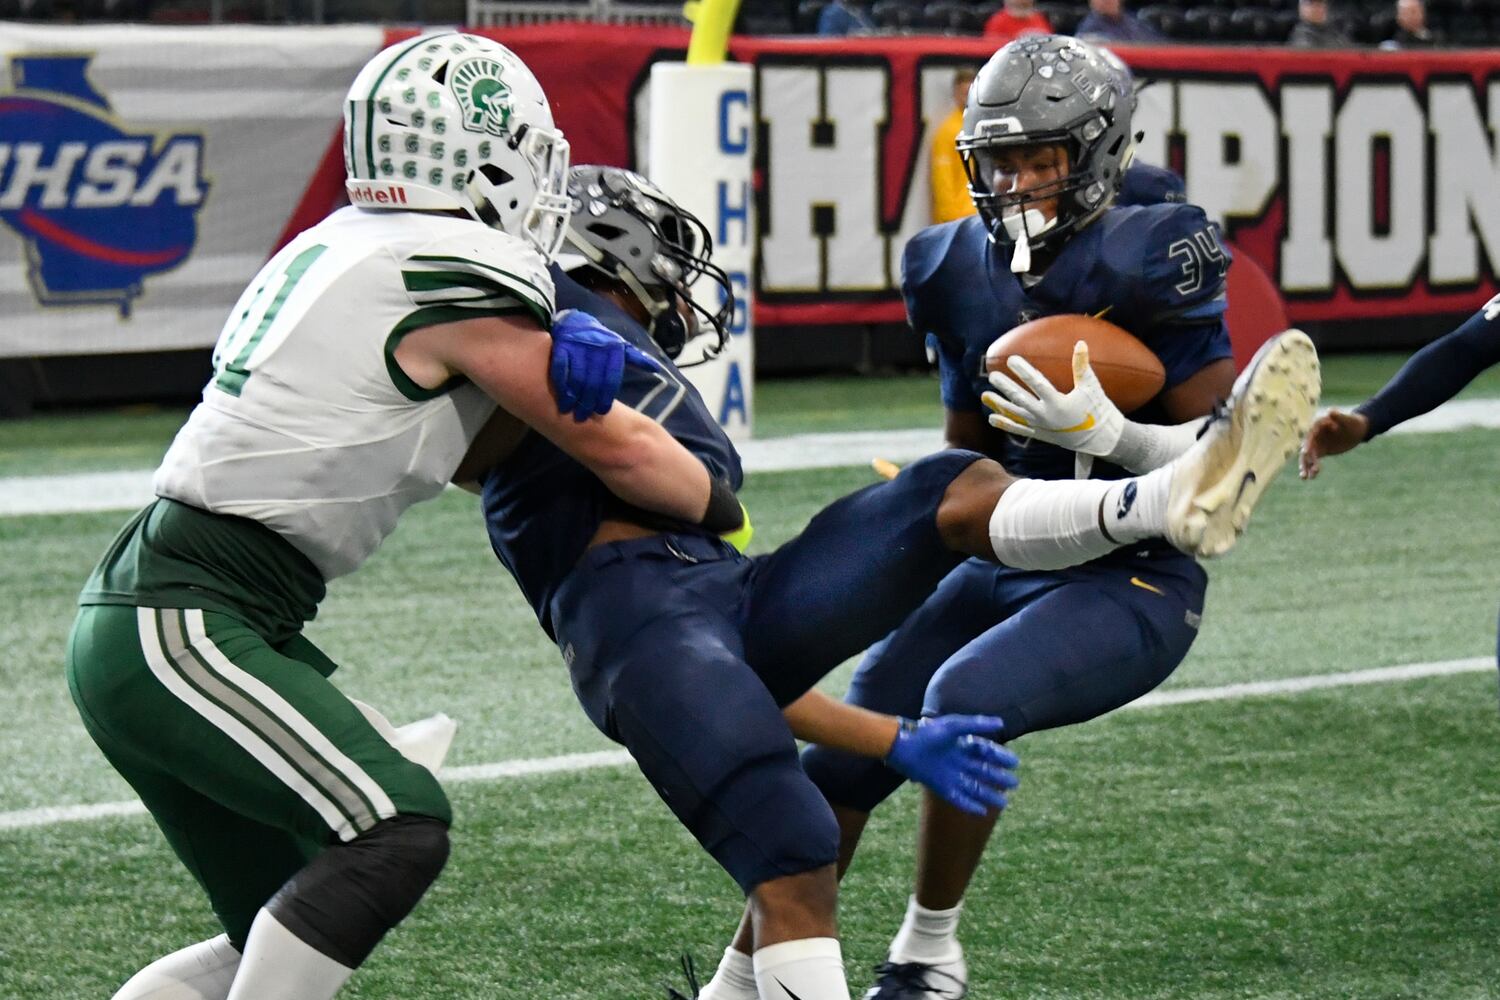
<box><xmin>888</xmin><ymin>896</ymin><xmax>963</xmax><ymax>965</ymax></box>
<box><xmin>699</xmin><ymin>946</ymin><xmax>758</xmax><ymax>1000</ymax></box>
<box><xmin>753</xmin><ymin>937</ymin><xmax>849</xmax><ymax>1000</ymax></box>
<box><xmin>988</xmin><ymin>469</ymin><xmax>1173</xmax><ymax>570</ymax></box>
<box><xmin>224</xmin><ymin>910</ymin><xmax>354</xmax><ymax>1000</ymax></box>
<box><xmin>112</xmin><ymin>935</ymin><xmax>241</xmax><ymax>1000</ymax></box>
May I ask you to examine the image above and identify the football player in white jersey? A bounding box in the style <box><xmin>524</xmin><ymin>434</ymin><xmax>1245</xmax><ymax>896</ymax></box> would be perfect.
<box><xmin>66</xmin><ymin>33</ymin><xmax>743</xmax><ymax>1000</ymax></box>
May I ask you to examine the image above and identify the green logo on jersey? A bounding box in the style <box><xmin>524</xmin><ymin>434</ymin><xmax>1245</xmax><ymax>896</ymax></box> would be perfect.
<box><xmin>451</xmin><ymin>57</ymin><xmax>513</xmax><ymax>137</ymax></box>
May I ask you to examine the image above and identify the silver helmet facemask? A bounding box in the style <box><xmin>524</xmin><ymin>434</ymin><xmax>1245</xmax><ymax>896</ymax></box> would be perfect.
<box><xmin>563</xmin><ymin>166</ymin><xmax>733</xmax><ymax>366</ymax></box>
<box><xmin>957</xmin><ymin>35</ymin><xmax>1135</xmax><ymax>272</ymax></box>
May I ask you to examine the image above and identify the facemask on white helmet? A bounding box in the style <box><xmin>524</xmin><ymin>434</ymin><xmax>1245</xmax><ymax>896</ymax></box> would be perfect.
<box><xmin>343</xmin><ymin>32</ymin><xmax>572</xmax><ymax>259</ymax></box>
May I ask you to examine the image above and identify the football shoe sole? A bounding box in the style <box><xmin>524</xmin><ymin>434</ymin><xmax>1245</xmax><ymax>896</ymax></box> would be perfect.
<box><xmin>1166</xmin><ymin>329</ymin><xmax>1322</xmax><ymax>558</ymax></box>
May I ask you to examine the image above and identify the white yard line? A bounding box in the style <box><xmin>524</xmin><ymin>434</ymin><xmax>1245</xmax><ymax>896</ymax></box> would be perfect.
<box><xmin>2</xmin><ymin>397</ymin><xmax>1497</xmax><ymax>518</ymax></box>
<box><xmin>1</xmin><ymin>655</ymin><xmax>1491</xmax><ymax>833</ymax></box>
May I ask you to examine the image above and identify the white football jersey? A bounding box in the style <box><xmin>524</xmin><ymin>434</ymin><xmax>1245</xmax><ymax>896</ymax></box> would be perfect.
<box><xmin>154</xmin><ymin>207</ymin><xmax>554</xmax><ymax>580</ymax></box>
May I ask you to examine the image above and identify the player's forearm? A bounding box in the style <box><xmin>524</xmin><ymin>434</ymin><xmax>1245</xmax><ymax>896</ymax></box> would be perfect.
<box><xmin>1106</xmin><ymin>417</ymin><xmax>1206</xmax><ymax>472</ymax></box>
<box><xmin>1356</xmin><ymin>309</ymin><xmax>1500</xmax><ymax>438</ymax></box>
<box><xmin>589</xmin><ymin>416</ymin><xmax>717</xmax><ymax>525</ymax></box>
<box><xmin>783</xmin><ymin>689</ymin><xmax>900</xmax><ymax>760</ymax></box>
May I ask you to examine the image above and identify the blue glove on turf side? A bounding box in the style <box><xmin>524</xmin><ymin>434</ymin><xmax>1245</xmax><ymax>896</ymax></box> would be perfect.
<box><xmin>549</xmin><ymin>309</ymin><xmax>662</xmax><ymax>422</ymax></box>
<box><xmin>884</xmin><ymin>714</ymin><xmax>1019</xmax><ymax>816</ymax></box>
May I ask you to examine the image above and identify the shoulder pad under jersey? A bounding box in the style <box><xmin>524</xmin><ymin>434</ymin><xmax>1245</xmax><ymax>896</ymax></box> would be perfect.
<box><xmin>1116</xmin><ymin>163</ymin><xmax>1187</xmax><ymax>208</ymax></box>
<box><xmin>400</xmin><ymin>226</ymin><xmax>556</xmax><ymax>328</ymax></box>
<box><xmin>1100</xmin><ymin>202</ymin><xmax>1232</xmax><ymax>328</ymax></box>
<box><xmin>901</xmin><ymin>216</ymin><xmax>988</xmax><ymax>344</ymax></box>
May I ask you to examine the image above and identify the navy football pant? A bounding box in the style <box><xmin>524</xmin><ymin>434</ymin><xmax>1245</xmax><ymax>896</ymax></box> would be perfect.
<box><xmin>802</xmin><ymin>550</ymin><xmax>1206</xmax><ymax>813</ymax></box>
<box><xmin>549</xmin><ymin>451</ymin><xmax>981</xmax><ymax>893</ymax></box>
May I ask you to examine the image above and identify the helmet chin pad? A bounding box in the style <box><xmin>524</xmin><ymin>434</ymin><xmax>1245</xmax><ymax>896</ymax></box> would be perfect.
<box><xmin>1001</xmin><ymin>207</ymin><xmax>1056</xmax><ymax>243</ymax></box>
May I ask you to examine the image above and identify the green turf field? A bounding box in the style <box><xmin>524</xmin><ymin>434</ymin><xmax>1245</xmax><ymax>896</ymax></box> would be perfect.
<box><xmin>6</xmin><ymin>351</ymin><xmax>1500</xmax><ymax>476</ymax></box>
<box><xmin>0</xmin><ymin>361</ymin><xmax>1497</xmax><ymax>998</ymax></box>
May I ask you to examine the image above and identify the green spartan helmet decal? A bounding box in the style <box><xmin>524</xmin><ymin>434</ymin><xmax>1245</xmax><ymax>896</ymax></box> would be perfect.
<box><xmin>451</xmin><ymin>57</ymin><xmax>513</xmax><ymax>136</ymax></box>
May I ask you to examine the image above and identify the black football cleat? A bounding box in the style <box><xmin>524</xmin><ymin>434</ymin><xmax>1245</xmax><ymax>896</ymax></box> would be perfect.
<box><xmin>862</xmin><ymin>960</ymin><xmax>968</xmax><ymax>999</ymax></box>
<box><xmin>665</xmin><ymin>953</ymin><xmax>702</xmax><ymax>1000</ymax></box>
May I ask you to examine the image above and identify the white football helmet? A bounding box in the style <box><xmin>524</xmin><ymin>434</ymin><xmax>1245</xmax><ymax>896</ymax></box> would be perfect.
<box><xmin>343</xmin><ymin>32</ymin><xmax>571</xmax><ymax>259</ymax></box>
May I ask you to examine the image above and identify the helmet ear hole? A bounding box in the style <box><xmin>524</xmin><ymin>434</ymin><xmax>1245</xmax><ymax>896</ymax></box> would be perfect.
<box><xmin>431</xmin><ymin>61</ymin><xmax>449</xmax><ymax>84</ymax></box>
<box><xmin>478</xmin><ymin>164</ymin><xmax>513</xmax><ymax>186</ymax></box>
<box><xmin>585</xmin><ymin>222</ymin><xmax>628</xmax><ymax>242</ymax></box>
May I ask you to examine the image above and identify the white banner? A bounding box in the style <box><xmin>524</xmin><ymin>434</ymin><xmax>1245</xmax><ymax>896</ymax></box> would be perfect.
<box><xmin>647</xmin><ymin>61</ymin><xmax>755</xmax><ymax>439</ymax></box>
<box><xmin>0</xmin><ymin>24</ymin><xmax>384</xmax><ymax>358</ymax></box>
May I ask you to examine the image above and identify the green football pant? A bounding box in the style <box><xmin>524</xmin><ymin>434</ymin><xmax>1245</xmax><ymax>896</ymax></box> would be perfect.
<box><xmin>66</xmin><ymin>604</ymin><xmax>451</xmax><ymax>945</ymax></box>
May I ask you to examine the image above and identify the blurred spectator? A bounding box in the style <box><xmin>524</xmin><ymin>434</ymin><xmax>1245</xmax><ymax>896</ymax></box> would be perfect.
<box><xmin>983</xmin><ymin>0</ymin><xmax>1053</xmax><ymax>41</ymax></box>
<box><xmin>818</xmin><ymin>0</ymin><xmax>875</xmax><ymax>34</ymax></box>
<box><xmin>1076</xmin><ymin>0</ymin><xmax>1162</xmax><ymax>43</ymax></box>
<box><xmin>1380</xmin><ymin>0</ymin><xmax>1440</xmax><ymax>47</ymax></box>
<box><xmin>931</xmin><ymin>67</ymin><xmax>978</xmax><ymax>224</ymax></box>
<box><xmin>1288</xmin><ymin>0</ymin><xmax>1353</xmax><ymax>47</ymax></box>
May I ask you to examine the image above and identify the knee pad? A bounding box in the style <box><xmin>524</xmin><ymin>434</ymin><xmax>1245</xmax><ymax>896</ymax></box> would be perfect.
<box><xmin>267</xmin><ymin>814</ymin><xmax>450</xmax><ymax>968</ymax></box>
<box><xmin>801</xmin><ymin>743</ymin><xmax>905</xmax><ymax>815</ymax></box>
<box><xmin>692</xmin><ymin>747</ymin><xmax>841</xmax><ymax>895</ymax></box>
<box><xmin>724</xmin><ymin>763</ymin><xmax>841</xmax><ymax>894</ymax></box>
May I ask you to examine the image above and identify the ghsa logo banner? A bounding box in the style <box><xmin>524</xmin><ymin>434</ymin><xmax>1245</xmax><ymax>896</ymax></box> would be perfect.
<box><xmin>0</xmin><ymin>54</ymin><xmax>208</xmax><ymax>316</ymax></box>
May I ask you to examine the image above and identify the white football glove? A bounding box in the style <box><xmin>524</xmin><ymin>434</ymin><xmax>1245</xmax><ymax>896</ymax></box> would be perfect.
<box><xmin>981</xmin><ymin>340</ymin><xmax>1126</xmax><ymax>458</ymax></box>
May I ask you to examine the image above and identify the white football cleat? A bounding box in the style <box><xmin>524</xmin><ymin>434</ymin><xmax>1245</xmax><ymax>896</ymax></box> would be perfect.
<box><xmin>1165</xmin><ymin>330</ymin><xmax>1321</xmax><ymax>558</ymax></box>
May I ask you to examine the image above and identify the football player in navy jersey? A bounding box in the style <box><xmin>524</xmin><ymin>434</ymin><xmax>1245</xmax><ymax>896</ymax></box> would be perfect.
<box><xmin>1301</xmin><ymin>298</ymin><xmax>1500</xmax><ymax>671</ymax></box>
<box><xmin>685</xmin><ymin>36</ymin><xmax>1320</xmax><ymax>1000</ymax></box>
<box><xmin>471</xmin><ymin>164</ymin><xmax>1315</xmax><ymax>1000</ymax></box>
<box><xmin>1301</xmin><ymin>299</ymin><xmax>1500</xmax><ymax>476</ymax></box>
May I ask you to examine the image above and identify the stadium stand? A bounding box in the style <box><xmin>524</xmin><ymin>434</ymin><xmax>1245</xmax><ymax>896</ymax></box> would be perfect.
<box><xmin>924</xmin><ymin>0</ymin><xmax>982</xmax><ymax>32</ymax></box>
<box><xmin>871</xmin><ymin>0</ymin><xmax>925</xmax><ymax>29</ymax></box>
<box><xmin>1037</xmin><ymin>3</ymin><xmax>1088</xmax><ymax>34</ymax></box>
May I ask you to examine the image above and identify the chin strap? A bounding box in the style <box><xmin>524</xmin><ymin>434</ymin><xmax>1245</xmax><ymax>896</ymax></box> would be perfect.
<box><xmin>1011</xmin><ymin>227</ymin><xmax>1033</xmax><ymax>274</ymax></box>
<box><xmin>1001</xmin><ymin>208</ymin><xmax>1056</xmax><ymax>274</ymax></box>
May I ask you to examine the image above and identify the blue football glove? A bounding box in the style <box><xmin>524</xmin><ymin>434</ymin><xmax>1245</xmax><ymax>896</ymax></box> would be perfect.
<box><xmin>549</xmin><ymin>309</ymin><xmax>662</xmax><ymax>422</ymax></box>
<box><xmin>884</xmin><ymin>715</ymin><xmax>1019</xmax><ymax>816</ymax></box>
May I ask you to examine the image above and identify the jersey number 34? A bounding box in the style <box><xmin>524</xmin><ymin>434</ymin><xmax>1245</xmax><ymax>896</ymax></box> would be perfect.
<box><xmin>1167</xmin><ymin>228</ymin><xmax>1228</xmax><ymax>297</ymax></box>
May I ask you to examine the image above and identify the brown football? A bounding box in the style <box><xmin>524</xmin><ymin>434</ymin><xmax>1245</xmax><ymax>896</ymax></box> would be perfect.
<box><xmin>984</xmin><ymin>313</ymin><xmax>1166</xmax><ymax>414</ymax></box>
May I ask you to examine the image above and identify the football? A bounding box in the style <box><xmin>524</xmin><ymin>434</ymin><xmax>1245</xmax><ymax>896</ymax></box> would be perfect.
<box><xmin>984</xmin><ymin>313</ymin><xmax>1167</xmax><ymax>413</ymax></box>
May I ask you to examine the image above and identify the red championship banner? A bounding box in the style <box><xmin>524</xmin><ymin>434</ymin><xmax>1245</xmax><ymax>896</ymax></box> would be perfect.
<box><xmin>473</xmin><ymin>25</ymin><xmax>1500</xmax><ymax>332</ymax></box>
<box><xmin>7</xmin><ymin>24</ymin><xmax>1498</xmax><ymax>357</ymax></box>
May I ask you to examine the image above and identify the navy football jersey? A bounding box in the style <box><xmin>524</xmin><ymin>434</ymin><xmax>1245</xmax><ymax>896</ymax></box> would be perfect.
<box><xmin>479</xmin><ymin>268</ymin><xmax>742</xmax><ymax>637</ymax></box>
<box><xmin>902</xmin><ymin>203</ymin><xmax>1234</xmax><ymax>482</ymax></box>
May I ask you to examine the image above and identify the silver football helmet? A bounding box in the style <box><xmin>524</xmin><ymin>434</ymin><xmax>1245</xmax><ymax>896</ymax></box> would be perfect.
<box><xmin>563</xmin><ymin>166</ymin><xmax>732</xmax><ymax>365</ymax></box>
<box><xmin>958</xmin><ymin>35</ymin><xmax>1135</xmax><ymax>271</ymax></box>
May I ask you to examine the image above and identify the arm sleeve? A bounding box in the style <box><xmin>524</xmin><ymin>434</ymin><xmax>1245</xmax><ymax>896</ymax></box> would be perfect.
<box><xmin>1356</xmin><ymin>305</ymin><xmax>1500</xmax><ymax>437</ymax></box>
<box><xmin>399</xmin><ymin>229</ymin><xmax>556</xmax><ymax>328</ymax></box>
